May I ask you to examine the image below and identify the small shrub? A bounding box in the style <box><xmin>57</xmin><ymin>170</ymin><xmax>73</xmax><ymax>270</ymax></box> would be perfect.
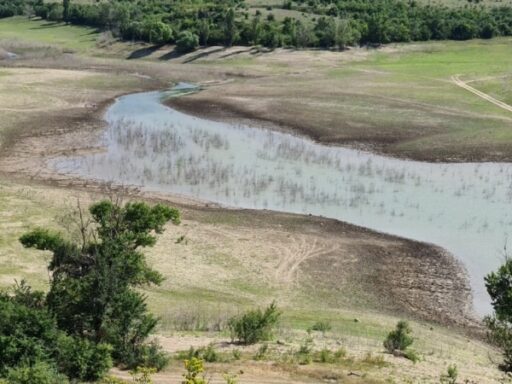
<box><xmin>136</xmin><ymin>341</ymin><xmax>170</xmax><ymax>370</ymax></box>
<box><xmin>361</xmin><ymin>352</ymin><xmax>386</xmax><ymax>368</ymax></box>
<box><xmin>316</xmin><ymin>348</ymin><xmax>334</xmax><ymax>363</ymax></box>
<box><xmin>309</xmin><ymin>321</ymin><xmax>332</xmax><ymax>333</ymax></box>
<box><xmin>440</xmin><ymin>364</ymin><xmax>458</xmax><ymax>384</ymax></box>
<box><xmin>254</xmin><ymin>343</ymin><xmax>269</xmax><ymax>361</ymax></box>
<box><xmin>175</xmin><ymin>345</ymin><xmax>219</xmax><ymax>363</ymax></box>
<box><xmin>131</xmin><ymin>367</ymin><xmax>156</xmax><ymax>384</ymax></box>
<box><xmin>384</xmin><ymin>321</ymin><xmax>414</xmax><ymax>353</ymax></box>
<box><xmin>334</xmin><ymin>347</ymin><xmax>347</xmax><ymax>360</ymax></box>
<box><xmin>403</xmin><ymin>349</ymin><xmax>421</xmax><ymax>363</ymax></box>
<box><xmin>202</xmin><ymin>344</ymin><xmax>219</xmax><ymax>363</ymax></box>
<box><xmin>224</xmin><ymin>373</ymin><xmax>238</xmax><ymax>384</ymax></box>
<box><xmin>232</xmin><ymin>349</ymin><xmax>241</xmax><ymax>360</ymax></box>
<box><xmin>228</xmin><ymin>302</ymin><xmax>281</xmax><ymax>344</ymax></box>
<box><xmin>182</xmin><ymin>358</ymin><xmax>207</xmax><ymax>384</ymax></box>
<box><xmin>296</xmin><ymin>337</ymin><xmax>313</xmax><ymax>365</ymax></box>
<box><xmin>6</xmin><ymin>361</ymin><xmax>69</xmax><ymax>384</ymax></box>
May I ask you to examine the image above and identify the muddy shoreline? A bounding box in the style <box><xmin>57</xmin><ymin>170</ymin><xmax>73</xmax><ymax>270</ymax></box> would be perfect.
<box><xmin>166</xmin><ymin>90</ymin><xmax>512</xmax><ymax>164</ymax></box>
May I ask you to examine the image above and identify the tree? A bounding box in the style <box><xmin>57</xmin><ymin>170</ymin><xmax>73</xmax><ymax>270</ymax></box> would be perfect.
<box><xmin>485</xmin><ymin>258</ymin><xmax>512</xmax><ymax>371</ymax></box>
<box><xmin>228</xmin><ymin>302</ymin><xmax>281</xmax><ymax>344</ymax></box>
<box><xmin>176</xmin><ymin>31</ymin><xmax>199</xmax><ymax>53</ymax></box>
<box><xmin>224</xmin><ymin>8</ymin><xmax>236</xmax><ymax>47</ymax></box>
<box><xmin>62</xmin><ymin>0</ymin><xmax>70</xmax><ymax>23</ymax></box>
<box><xmin>198</xmin><ymin>19</ymin><xmax>210</xmax><ymax>46</ymax></box>
<box><xmin>0</xmin><ymin>281</ymin><xmax>111</xmax><ymax>382</ymax></box>
<box><xmin>20</xmin><ymin>200</ymin><xmax>180</xmax><ymax>368</ymax></box>
<box><xmin>335</xmin><ymin>19</ymin><xmax>359</xmax><ymax>50</ymax></box>
<box><xmin>383</xmin><ymin>320</ymin><xmax>414</xmax><ymax>354</ymax></box>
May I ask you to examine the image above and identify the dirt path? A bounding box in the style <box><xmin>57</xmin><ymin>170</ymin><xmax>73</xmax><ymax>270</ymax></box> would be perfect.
<box><xmin>452</xmin><ymin>75</ymin><xmax>512</xmax><ymax>113</ymax></box>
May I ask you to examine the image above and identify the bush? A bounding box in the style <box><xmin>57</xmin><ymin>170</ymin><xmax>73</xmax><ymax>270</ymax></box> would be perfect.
<box><xmin>309</xmin><ymin>321</ymin><xmax>331</xmax><ymax>333</ymax></box>
<box><xmin>176</xmin><ymin>31</ymin><xmax>199</xmax><ymax>53</ymax></box>
<box><xmin>440</xmin><ymin>364</ymin><xmax>458</xmax><ymax>384</ymax></box>
<box><xmin>253</xmin><ymin>343</ymin><xmax>269</xmax><ymax>361</ymax></box>
<box><xmin>57</xmin><ymin>337</ymin><xmax>113</xmax><ymax>381</ymax></box>
<box><xmin>131</xmin><ymin>341</ymin><xmax>169</xmax><ymax>371</ymax></box>
<box><xmin>47</xmin><ymin>5</ymin><xmax>63</xmax><ymax>22</ymax></box>
<box><xmin>182</xmin><ymin>358</ymin><xmax>207</xmax><ymax>384</ymax></box>
<box><xmin>228</xmin><ymin>302</ymin><xmax>281</xmax><ymax>344</ymax></box>
<box><xmin>6</xmin><ymin>362</ymin><xmax>69</xmax><ymax>384</ymax></box>
<box><xmin>383</xmin><ymin>321</ymin><xmax>413</xmax><ymax>353</ymax></box>
<box><xmin>403</xmin><ymin>349</ymin><xmax>420</xmax><ymax>363</ymax></box>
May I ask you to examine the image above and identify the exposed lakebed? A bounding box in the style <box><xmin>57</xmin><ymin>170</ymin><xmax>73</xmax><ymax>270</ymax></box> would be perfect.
<box><xmin>51</xmin><ymin>84</ymin><xmax>512</xmax><ymax>315</ymax></box>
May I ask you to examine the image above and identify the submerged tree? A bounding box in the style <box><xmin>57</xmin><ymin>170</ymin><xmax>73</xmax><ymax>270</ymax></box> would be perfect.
<box><xmin>20</xmin><ymin>199</ymin><xmax>180</xmax><ymax>368</ymax></box>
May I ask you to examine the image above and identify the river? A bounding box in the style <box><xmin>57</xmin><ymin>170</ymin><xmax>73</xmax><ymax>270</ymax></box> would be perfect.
<box><xmin>51</xmin><ymin>85</ymin><xmax>512</xmax><ymax>315</ymax></box>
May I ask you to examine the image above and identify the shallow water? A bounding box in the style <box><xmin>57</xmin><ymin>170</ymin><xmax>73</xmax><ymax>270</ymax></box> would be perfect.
<box><xmin>52</xmin><ymin>87</ymin><xmax>512</xmax><ymax>315</ymax></box>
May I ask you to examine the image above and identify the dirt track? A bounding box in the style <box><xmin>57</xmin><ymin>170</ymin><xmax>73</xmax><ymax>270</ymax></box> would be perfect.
<box><xmin>452</xmin><ymin>75</ymin><xmax>512</xmax><ymax>113</ymax></box>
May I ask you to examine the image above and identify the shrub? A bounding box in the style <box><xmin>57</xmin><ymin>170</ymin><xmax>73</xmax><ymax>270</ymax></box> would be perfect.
<box><xmin>182</xmin><ymin>358</ymin><xmax>207</xmax><ymax>384</ymax></box>
<box><xmin>202</xmin><ymin>344</ymin><xmax>219</xmax><ymax>363</ymax></box>
<box><xmin>175</xmin><ymin>345</ymin><xmax>219</xmax><ymax>363</ymax></box>
<box><xmin>316</xmin><ymin>348</ymin><xmax>334</xmax><ymax>363</ymax></box>
<box><xmin>228</xmin><ymin>302</ymin><xmax>281</xmax><ymax>344</ymax></box>
<box><xmin>131</xmin><ymin>367</ymin><xmax>156</xmax><ymax>384</ymax></box>
<box><xmin>57</xmin><ymin>336</ymin><xmax>113</xmax><ymax>381</ymax></box>
<box><xmin>176</xmin><ymin>31</ymin><xmax>199</xmax><ymax>53</ymax></box>
<box><xmin>403</xmin><ymin>349</ymin><xmax>420</xmax><ymax>363</ymax></box>
<box><xmin>361</xmin><ymin>352</ymin><xmax>386</xmax><ymax>368</ymax></box>
<box><xmin>130</xmin><ymin>341</ymin><xmax>169</xmax><ymax>371</ymax></box>
<box><xmin>440</xmin><ymin>364</ymin><xmax>458</xmax><ymax>384</ymax></box>
<box><xmin>383</xmin><ymin>321</ymin><xmax>414</xmax><ymax>353</ymax></box>
<box><xmin>296</xmin><ymin>337</ymin><xmax>313</xmax><ymax>365</ymax></box>
<box><xmin>309</xmin><ymin>321</ymin><xmax>331</xmax><ymax>333</ymax></box>
<box><xmin>6</xmin><ymin>362</ymin><xmax>69</xmax><ymax>384</ymax></box>
<box><xmin>47</xmin><ymin>5</ymin><xmax>63</xmax><ymax>21</ymax></box>
<box><xmin>253</xmin><ymin>343</ymin><xmax>269</xmax><ymax>360</ymax></box>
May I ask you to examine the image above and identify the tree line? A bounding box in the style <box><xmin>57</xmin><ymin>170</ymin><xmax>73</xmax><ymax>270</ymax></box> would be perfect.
<box><xmin>1</xmin><ymin>0</ymin><xmax>512</xmax><ymax>51</ymax></box>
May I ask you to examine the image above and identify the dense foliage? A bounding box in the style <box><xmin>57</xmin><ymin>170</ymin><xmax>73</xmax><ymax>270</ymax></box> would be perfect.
<box><xmin>2</xmin><ymin>0</ymin><xmax>512</xmax><ymax>51</ymax></box>
<box><xmin>485</xmin><ymin>259</ymin><xmax>512</xmax><ymax>371</ymax></box>
<box><xmin>0</xmin><ymin>200</ymin><xmax>180</xmax><ymax>382</ymax></box>
<box><xmin>0</xmin><ymin>281</ymin><xmax>112</xmax><ymax>382</ymax></box>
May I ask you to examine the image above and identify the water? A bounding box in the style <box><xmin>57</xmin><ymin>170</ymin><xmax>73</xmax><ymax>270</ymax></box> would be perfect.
<box><xmin>51</xmin><ymin>88</ymin><xmax>512</xmax><ymax>315</ymax></box>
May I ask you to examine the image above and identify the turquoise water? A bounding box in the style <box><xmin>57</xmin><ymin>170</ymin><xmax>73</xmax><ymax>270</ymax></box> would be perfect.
<box><xmin>52</xmin><ymin>88</ymin><xmax>512</xmax><ymax>315</ymax></box>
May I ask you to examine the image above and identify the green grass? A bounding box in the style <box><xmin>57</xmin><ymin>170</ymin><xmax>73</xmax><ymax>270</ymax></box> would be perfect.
<box><xmin>0</xmin><ymin>16</ymin><xmax>99</xmax><ymax>53</ymax></box>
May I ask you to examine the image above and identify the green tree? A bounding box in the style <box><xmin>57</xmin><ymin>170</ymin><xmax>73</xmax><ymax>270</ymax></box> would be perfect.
<box><xmin>485</xmin><ymin>258</ymin><xmax>512</xmax><ymax>371</ymax></box>
<box><xmin>62</xmin><ymin>0</ymin><xmax>70</xmax><ymax>23</ymax></box>
<box><xmin>228</xmin><ymin>302</ymin><xmax>281</xmax><ymax>344</ymax></box>
<box><xmin>383</xmin><ymin>320</ymin><xmax>414</xmax><ymax>354</ymax></box>
<box><xmin>20</xmin><ymin>200</ymin><xmax>180</xmax><ymax>368</ymax></box>
<box><xmin>176</xmin><ymin>31</ymin><xmax>199</xmax><ymax>53</ymax></box>
<box><xmin>0</xmin><ymin>281</ymin><xmax>111</xmax><ymax>382</ymax></box>
<box><xmin>198</xmin><ymin>19</ymin><xmax>210</xmax><ymax>46</ymax></box>
<box><xmin>224</xmin><ymin>8</ymin><xmax>236</xmax><ymax>47</ymax></box>
<box><xmin>335</xmin><ymin>19</ymin><xmax>359</xmax><ymax>50</ymax></box>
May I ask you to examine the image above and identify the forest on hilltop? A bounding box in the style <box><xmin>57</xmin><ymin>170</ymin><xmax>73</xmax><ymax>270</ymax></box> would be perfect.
<box><xmin>1</xmin><ymin>0</ymin><xmax>511</xmax><ymax>50</ymax></box>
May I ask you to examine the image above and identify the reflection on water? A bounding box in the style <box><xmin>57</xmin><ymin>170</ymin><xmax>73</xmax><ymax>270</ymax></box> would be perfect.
<box><xmin>52</xmin><ymin>88</ymin><xmax>512</xmax><ymax>315</ymax></box>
